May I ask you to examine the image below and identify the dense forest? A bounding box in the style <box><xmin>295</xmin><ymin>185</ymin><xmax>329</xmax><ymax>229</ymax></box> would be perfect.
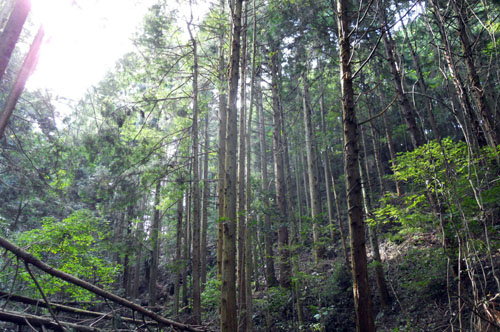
<box><xmin>0</xmin><ymin>0</ymin><xmax>499</xmax><ymax>331</ymax></box>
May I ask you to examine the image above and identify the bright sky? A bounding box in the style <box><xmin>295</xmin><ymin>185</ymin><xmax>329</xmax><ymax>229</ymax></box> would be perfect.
<box><xmin>27</xmin><ymin>0</ymin><xmax>156</xmax><ymax>100</ymax></box>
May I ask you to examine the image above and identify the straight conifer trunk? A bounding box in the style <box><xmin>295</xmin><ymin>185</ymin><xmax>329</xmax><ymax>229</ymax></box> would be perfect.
<box><xmin>188</xmin><ymin>20</ymin><xmax>201</xmax><ymax>323</ymax></box>
<box><xmin>0</xmin><ymin>26</ymin><xmax>43</xmax><ymax>140</ymax></box>
<box><xmin>133</xmin><ymin>197</ymin><xmax>145</xmax><ymax>299</ymax></box>
<box><xmin>201</xmin><ymin>113</ymin><xmax>209</xmax><ymax>290</ymax></box>
<box><xmin>217</xmin><ymin>0</ymin><xmax>227</xmax><ymax>282</ymax></box>
<box><xmin>149</xmin><ymin>181</ymin><xmax>161</xmax><ymax>307</ymax></box>
<box><xmin>452</xmin><ymin>0</ymin><xmax>499</xmax><ymax>147</ymax></box>
<box><xmin>174</xmin><ymin>189</ymin><xmax>184</xmax><ymax>317</ymax></box>
<box><xmin>302</xmin><ymin>71</ymin><xmax>324</xmax><ymax>261</ymax></box>
<box><xmin>256</xmin><ymin>69</ymin><xmax>277</xmax><ymax>287</ymax></box>
<box><xmin>270</xmin><ymin>41</ymin><xmax>291</xmax><ymax>289</ymax></box>
<box><xmin>360</xmin><ymin>128</ymin><xmax>390</xmax><ymax>307</ymax></box>
<box><xmin>237</xmin><ymin>4</ymin><xmax>248</xmax><ymax>330</ymax></box>
<box><xmin>182</xmin><ymin>182</ymin><xmax>192</xmax><ymax>308</ymax></box>
<box><xmin>244</xmin><ymin>2</ymin><xmax>257</xmax><ymax>328</ymax></box>
<box><xmin>377</xmin><ymin>0</ymin><xmax>424</xmax><ymax>149</ymax></box>
<box><xmin>428</xmin><ymin>0</ymin><xmax>485</xmax><ymax>148</ymax></box>
<box><xmin>336</xmin><ymin>1</ymin><xmax>375</xmax><ymax>331</ymax></box>
<box><xmin>221</xmin><ymin>0</ymin><xmax>243</xmax><ymax>330</ymax></box>
<box><xmin>0</xmin><ymin>0</ymin><xmax>31</xmax><ymax>83</ymax></box>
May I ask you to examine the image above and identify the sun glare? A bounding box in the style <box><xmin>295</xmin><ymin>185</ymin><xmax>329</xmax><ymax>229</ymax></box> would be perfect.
<box><xmin>27</xmin><ymin>0</ymin><xmax>155</xmax><ymax>100</ymax></box>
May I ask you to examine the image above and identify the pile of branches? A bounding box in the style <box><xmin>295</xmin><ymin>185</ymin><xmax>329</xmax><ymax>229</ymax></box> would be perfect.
<box><xmin>0</xmin><ymin>236</ymin><xmax>208</xmax><ymax>332</ymax></box>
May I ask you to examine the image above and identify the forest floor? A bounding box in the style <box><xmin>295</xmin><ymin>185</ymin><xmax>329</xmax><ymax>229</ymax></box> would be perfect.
<box><xmin>373</xmin><ymin>232</ymin><xmax>500</xmax><ymax>332</ymax></box>
<box><xmin>240</xmin><ymin>229</ymin><xmax>500</xmax><ymax>332</ymax></box>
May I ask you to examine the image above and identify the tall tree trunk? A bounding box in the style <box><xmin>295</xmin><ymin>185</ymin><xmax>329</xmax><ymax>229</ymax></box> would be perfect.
<box><xmin>294</xmin><ymin>155</ymin><xmax>304</xmax><ymax>243</ymax></box>
<box><xmin>237</xmin><ymin>4</ymin><xmax>248</xmax><ymax>330</ymax></box>
<box><xmin>366</xmin><ymin>108</ymin><xmax>386</xmax><ymax>194</ymax></box>
<box><xmin>221</xmin><ymin>0</ymin><xmax>243</xmax><ymax>330</ymax></box>
<box><xmin>319</xmin><ymin>88</ymin><xmax>350</xmax><ymax>266</ymax></box>
<box><xmin>174</xmin><ymin>188</ymin><xmax>184</xmax><ymax>317</ymax></box>
<box><xmin>336</xmin><ymin>1</ymin><xmax>375</xmax><ymax>331</ymax></box>
<box><xmin>301</xmin><ymin>70</ymin><xmax>324</xmax><ymax>261</ymax></box>
<box><xmin>0</xmin><ymin>26</ymin><xmax>43</xmax><ymax>140</ymax></box>
<box><xmin>253</xmin><ymin>226</ymin><xmax>261</xmax><ymax>292</ymax></box>
<box><xmin>256</xmin><ymin>68</ymin><xmax>277</xmax><ymax>287</ymax></box>
<box><xmin>133</xmin><ymin>198</ymin><xmax>145</xmax><ymax>299</ymax></box>
<box><xmin>244</xmin><ymin>2</ymin><xmax>257</xmax><ymax>328</ymax></box>
<box><xmin>360</xmin><ymin>128</ymin><xmax>390</xmax><ymax>307</ymax></box>
<box><xmin>379</xmin><ymin>87</ymin><xmax>403</xmax><ymax>196</ymax></box>
<box><xmin>149</xmin><ymin>181</ymin><xmax>162</xmax><ymax>307</ymax></box>
<box><xmin>201</xmin><ymin>112</ymin><xmax>209</xmax><ymax>291</ymax></box>
<box><xmin>183</xmin><ymin>181</ymin><xmax>192</xmax><ymax>308</ymax></box>
<box><xmin>124</xmin><ymin>205</ymin><xmax>134</xmax><ymax>298</ymax></box>
<box><xmin>428</xmin><ymin>0</ymin><xmax>486</xmax><ymax>148</ymax></box>
<box><xmin>270</xmin><ymin>41</ymin><xmax>291</xmax><ymax>289</ymax></box>
<box><xmin>397</xmin><ymin>6</ymin><xmax>440</xmax><ymax>141</ymax></box>
<box><xmin>452</xmin><ymin>0</ymin><xmax>499</xmax><ymax>147</ymax></box>
<box><xmin>377</xmin><ymin>0</ymin><xmax>424</xmax><ymax>149</ymax></box>
<box><xmin>245</xmin><ymin>226</ymin><xmax>253</xmax><ymax>332</ymax></box>
<box><xmin>0</xmin><ymin>0</ymin><xmax>31</xmax><ymax>83</ymax></box>
<box><xmin>217</xmin><ymin>0</ymin><xmax>227</xmax><ymax>282</ymax></box>
<box><xmin>187</xmin><ymin>19</ymin><xmax>201</xmax><ymax>324</ymax></box>
<box><xmin>300</xmin><ymin>152</ymin><xmax>311</xmax><ymax>213</ymax></box>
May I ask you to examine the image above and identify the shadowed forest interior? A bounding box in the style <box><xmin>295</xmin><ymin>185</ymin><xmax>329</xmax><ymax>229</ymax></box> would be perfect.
<box><xmin>0</xmin><ymin>0</ymin><xmax>499</xmax><ymax>331</ymax></box>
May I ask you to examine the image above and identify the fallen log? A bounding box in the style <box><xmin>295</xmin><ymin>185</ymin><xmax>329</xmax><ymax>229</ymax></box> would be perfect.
<box><xmin>0</xmin><ymin>309</ymin><xmax>101</xmax><ymax>332</ymax></box>
<box><xmin>0</xmin><ymin>290</ymin><xmax>157</xmax><ymax>325</ymax></box>
<box><xmin>0</xmin><ymin>235</ymin><xmax>205</xmax><ymax>332</ymax></box>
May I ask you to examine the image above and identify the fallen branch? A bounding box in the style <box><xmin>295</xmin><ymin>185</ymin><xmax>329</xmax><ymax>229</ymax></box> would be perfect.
<box><xmin>0</xmin><ymin>309</ymin><xmax>101</xmax><ymax>332</ymax></box>
<box><xmin>0</xmin><ymin>291</ymin><xmax>157</xmax><ymax>325</ymax></box>
<box><xmin>24</xmin><ymin>262</ymin><xmax>67</xmax><ymax>332</ymax></box>
<box><xmin>0</xmin><ymin>236</ymin><xmax>205</xmax><ymax>332</ymax></box>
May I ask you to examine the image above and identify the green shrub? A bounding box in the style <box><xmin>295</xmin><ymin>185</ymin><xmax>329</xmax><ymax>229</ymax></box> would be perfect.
<box><xmin>14</xmin><ymin>210</ymin><xmax>119</xmax><ymax>301</ymax></box>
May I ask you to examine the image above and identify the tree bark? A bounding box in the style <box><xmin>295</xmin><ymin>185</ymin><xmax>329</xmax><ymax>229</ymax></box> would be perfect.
<box><xmin>0</xmin><ymin>26</ymin><xmax>43</xmax><ymax>140</ymax></box>
<box><xmin>183</xmin><ymin>181</ymin><xmax>192</xmax><ymax>308</ymax></box>
<box><xmin>149</xmin><ymin>180</ymin><xmax>162</xmax><ymax>307</ymax></box>
<box><xmin>123</xmin><ymin>205</ymin><xmax>134</xmax><ymax>297</ymax></box>
<box><xmin>301</xmin><ymin>70</ymin><xmax>324</xmax><ymax>261</ymax></box>
<box><xmin>174</xmin><ymin>188</ymin><xmax>184</xmax><ymax>317</ymax></box>
<box><xmin>319</xmin><ymin>87</ymin><xmax>349</xmax><ymax>266</ymax></box>
<box><xmin>256</xmin><ymin>67</ymin><xmax>277</xmax><ymax>287</ymax></box>
<box><xmin>428</xmin><ymin>0</ymin><xmax>486</xmax><ymax>148</ymax></box>
<box><xmin>270</xmin><ymin>41</ymin><xmax>291</xmax><ymax>289</ymax></box>
<box><xmin>360</xmin><ymin>128</ymin><xmax>391</xmax><ymax>307</ymax></box>
<box><xmin>294</xmin><ymin>154</ymin><xmax>304</xmax><ymax>243</ymax></box>
<box><xmin>221</xmin><ymin>0</ymin><xmax>243</xmax><ymax>330</ymax></box>
<box><xmin>237</xmin><ymin>4</ymin><xmax>248</xmax><ymax>330</ymax></box>
<box><xmin>336</xmin><ymin>1</ymin><xmax>375</xmax><ymax>331</ymax></box>
<box><xmin>397</xmin><ymin>6</ymin><xmax>440</xmax><ymax>141</ymax></box>
<box><xmin>379</xmin><ymin>87</ymin><xmax>403</xmax><ymax>196</ymax></box>
<box><xmin>187</xmin><ymin>19</ymin><xmax>201</xmax><ymax>324</ymax></box>
<box><xmin>217</xmin><ymin>0</ymin><xmax>227</xmax><ymax>282</ymax></box>
<box><xmin>201</xmin><ymin>111</ymin><xmax>209</xmax><ymax>291</ymax></box>
<box><xmin>455</xmin><ymin>0</ymin><xmax>498</xmax><ymax>147</ymax></box>
<box><xmin>244</xmin><ymin>2</ymin><xmax>257</xmax><ymax>328</ymax></box>
<box><xmin>0</xmin><ymin>0</ymin><xmax>31</xmax><ymax>83</ymax></box>
<box><xmin>377</xmin><ymin>0</ymin><xmax>424</xmax><ymax>149</ymax></box>
<box><xmin>133</xmin><ymin>198</ymin><xmax>145</xmax><ymax>299</ymax></box>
